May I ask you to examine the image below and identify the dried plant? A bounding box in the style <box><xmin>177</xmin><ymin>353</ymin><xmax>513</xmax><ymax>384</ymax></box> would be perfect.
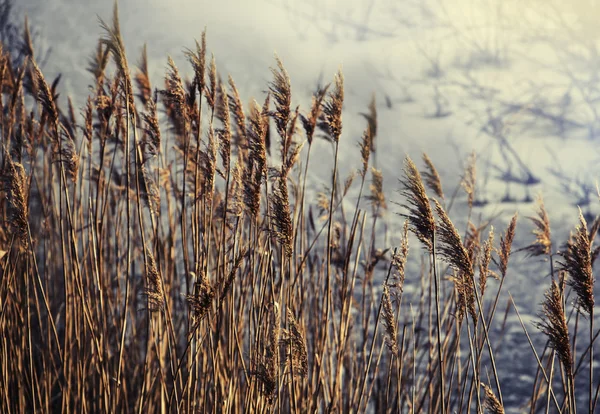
<box><xmin>479</xmin><ymin>227</ymin><xmax>494</xmax><ymax>297</ymax></box>
<box><xmin>537</xmin><ymin>280</ymin><xmax>573</xmax><ymax>381</ymax></box>
<box><xmin>228</xmin><ymin>75</ymin><xmax>247</xmax><ymax>153</ymax></box>
<box><xmin>498</xmin><ymin>213</ymin><xmax>518</xmax><ymax>278</ymax></box>
<box><xmin>434</xmin><ymin>200</ymin><xmax>476</xmax><ymax>323</ymax></box>
<box><xmin>318</xmin><ymin>69</ymin><xmax>344</xmax><ymax>142</ymax></box>
<box><xmin>1</xmin><ymin>147</ymin><xmax>28</xmax><ymax>240</ymax></box>
<box><xmin>359</xmin><ymin>93</ymin><xmax>377</xmax><ymax>153</ymax></box>
<box><xmin>399</xmin><ymin>156</ymin><xmax>435</xmax><ymax>251</ymax></box>
<box><xmin>253</xmin><ymin>303</ymin><xmax>281</xmax><ymax>400</ymax></box>
<box><xmin>390</xmin><ymin>221</ymin><xmax>409</xmax><ymax>293</ymax></box>
<box><xmin>269</xmin><ymin>56</ymin><xmax>291</xmax><ymax>140</ymax></box>
<box><xmin>367</xmin><ymin>167</ymin><xmax>386</xmax><ymax>215</ymax></box>
<box><xmin>481</xmin><ymin>383</ymin><xmax>504</xmax><ymax>414</ymax></box>
<box><xmin>381</xmin><ymin>284</ymin><xmax>399</xmax><ymax>356</ymax></box>
<box><xmin>186</xmin><ymin>271</ymin><xmax>215</xmax><ymax>328</ymax></box>
<box><xmin>216</xmin><ymin>80</ymin><xmax>232</xmax><ymax>173</ymax></box>
<box><xmin>29</xmin><ymin>57</ymin><xmax>58</xmax><ymax>124</ymax></box>
<box><xmin>141</xmin><ymin>98</ymin><xmax>161</xmax><ymax>159</ymax></box>
<box><xmin>135</xmin><ymin>44</ymin><xmax>151</xmax><ymax>105</ymax></box>
<box><xmin>144</xmin><ymin>245</ymin><xmax>164</xmax><ymax>312</ymax></box>
<box><xmin>559</xmin><ymin>210</ymin><xmax>594</xmax><ymax>315</ymax></box>
<box><xmin>300</xmin><ymin>85</ymin><xmax>328</xmax><ymax>145</ymax></box>
<box><xmin>461</xmin><ymin>151</ymin><xmax>476</xmax><ymax>209</ymax></box>
<box><xmin>243</xmin><ymin>101</ymin><xmax>267</xmax><ymax>217</ymax></box>
<box><xmin>433</xmin><ymin>200</ymin><xmax>472</xmax><ymax>277</ymax></box>
<box><xmin>359</xmin><ymin>127</ymin><xmax>371</xmax><ymax>179</ymax></box>
<box><xmin>185</xmin><ymin>30</ymin><xmax>206</xmax><ymax>97</ymax></box>
<box><xmin>422</xmin><ymin>153</ymin><xmax>444</xmax><ymax>200</ymax></box>
<box><xmin>525</xmin><ymin>195</ymin><xmax>552</xmax><ymax>257</ymax></box>
<box><xmin>270</xmin><ymin>175</ymin><xmax>293</xmax><ymax>257</ymax></box>
<box><xmin>98</xmin><ymin>3</ymin><xmax>133</xmax><ymax>104</ymax></box>
<box><xmin>281</xmin><ymin>308</ymin><xmax>308</xmax><ymax>378</ymax></box>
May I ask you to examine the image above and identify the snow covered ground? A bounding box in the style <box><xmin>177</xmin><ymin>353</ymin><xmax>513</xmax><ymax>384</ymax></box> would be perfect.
<box><xmin>15</xmin><ymin>0</ymin><xmax>600</xmax><ymax>411</ymax></box>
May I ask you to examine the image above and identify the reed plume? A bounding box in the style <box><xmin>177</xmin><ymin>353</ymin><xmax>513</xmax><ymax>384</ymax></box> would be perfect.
<box><xmin>228</xmin><ymin>75</ymin><xmax>247</xmax><ymax>153</ymax></box>
<box><xmin>141</xmin><ymin>98</ymin><xmax>161</xmax><ymax>159</ymax></box>
<box><xmin>461</xmin><ymin>151</ymin><xmax>476</xmax><ymax>209</ymax></box>
<box><xmin>479</xmin><ymin>227</ymin><xmax>494</xmax><ymax>297</ymax></box>
<box><xmin>498</xmin><ymin>214</ymin><xmax>517</xmax><ymax>278</ymax></box>
<box><xmin>253</xmin><ymin>303</ymin><xmax>281</xmax><ymax>400</ymax></box>
<box><xmin>359</xmin><ymin>127</ymin><xmax>372</xmax><ymax>179</ymax></box>
<box><xmin>434</xmin><ymin>199</ymin><xmax>476</xmax><ymax>322</ymax></box>
<box><xmin>318</xmin><ymin>69</ymin><xmax>344</xmax><ymax>142</ymax></box>
<box><xmin>381</xmin><ymin>284</ymin><xmax>399</xmax><ymax>356</ymax></box>
<box><xmin>98</xmin><ymin>2</ymin><xmax>134</xmax><ymax>105</ymax></box>
<box><xmin>422</xmin><ymin>153</ymin><xmax>444</xmax><ymax>200</ymax></box>
<box><xmin>270</xmin><ymin>175</ymin><xmax>293</xmax><ymax>257</ymax></box>
<box><xmin>216</xmin><ymin>80</ymin><xmax>232</xmax><ymax>174</ymax></box>
<box><xmin>243</xmin><ymin>100</ymin><xmax>267</xmax><ymax>217</ymax></box>
<box><xmin>29</xmin><ymin>57</ymin><xmax>58</xmax><ymax>124</ymax></box>
<box><xmin>525</xmin><ymin>195</ymin><xmax>551</xmax><ymax>257</ymax></box>
<box><xmin>135</xmin><ymin>44</ymin><xmax>151</xmax><ymax>105</ymax></box>
<box><xmin>359</xmin><ymin>93</ymin><xmax>377</xmax><ymax>153</ymax></box>
<box><xmin>282</xmin><ymin>308</ymin><xmax>308</xmax><ymax>378</ymax></box>
<box><xmin>368</xmin><ymin>167</ymin><xmax>386</xmax><ymax>215</ymax></box>
<box><xmin>481</xmin><ymin>383</ymin><xmax>504</xmax><ymax>414</ymax></box>
<box><xmin>399</xmin><ymin>156</ymin><xmax>435</xmax><ymax>251</ymax></box>
<box><xmin>559</xmin><ymin>209</ymin><xmax>594</xmax><ymax>315</ymax></box>
<box><xmin>186</xmin><ymin>270</ymin><xmax>215</xmax><ymax>329</ymax></box>
<box><xmin>390</xmin><ymin>221</ymin><xmax>409</xmax><ymax>293</ymax></box>
<box><xmin>537</xmin><ymin>280</ymin><xmax>573</xmax><ymax>381</ymax></box>
<box><xmin>300</xmin><ymin>85</ymin><xmax>328</xmax><ymax>145</ymax></box>
<box><xmin>269</xmin><ymin>56</ymin><xmax>291</xmax><ymax>140</ymax></box>
<box><xmin>1</xmin><ymin>147</ymin><xmax>28</xmax><ymax>240</ymax></box>
<box><xmin>185</xmin><ymin>30</ymin><xmax>206</xmax><ymax>97</ymax></box>
<box><xmin>144</xmin><ymin>245</ymin><xmax>164</xmax><ymax>312</ymax></box>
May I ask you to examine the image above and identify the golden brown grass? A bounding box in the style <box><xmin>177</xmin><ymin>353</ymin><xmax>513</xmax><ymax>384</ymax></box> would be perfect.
<box><xmin>0</xmin><ymin>4</ymin><xmax>599</xmax><ymax>413</ymax></box>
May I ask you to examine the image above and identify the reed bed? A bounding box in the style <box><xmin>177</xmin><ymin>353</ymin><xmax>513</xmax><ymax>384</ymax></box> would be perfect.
<box><xmin>0</xmin><ymin>4</ymin><xmax>598</xmax><ymax>413</ymax></box>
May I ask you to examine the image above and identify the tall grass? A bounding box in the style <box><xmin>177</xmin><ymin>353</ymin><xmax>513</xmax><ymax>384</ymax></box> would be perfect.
<box><xmin>0</xmin><ymin>4</ymin><xmax>598</xmax><ymax>413</ymax></box>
